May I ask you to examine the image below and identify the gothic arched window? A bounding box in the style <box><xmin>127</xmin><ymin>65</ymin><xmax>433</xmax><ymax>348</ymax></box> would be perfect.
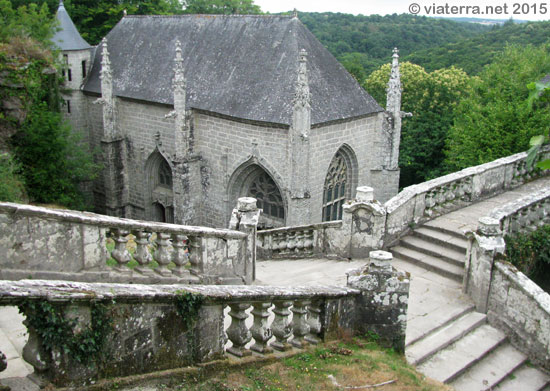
<box><xmin>158</xmin><ymin>159</ymin><xmax>172</xmax><ymax>188</ymax></box>
<box><xmin>248</xmin><ymin>172</ymin><xmax>285</xmax><ymax>220</ymax></box>
<box><xmin>322</xmin><ymin>151</ymin><xmax>350</xmax><ymax>221</ymax></box>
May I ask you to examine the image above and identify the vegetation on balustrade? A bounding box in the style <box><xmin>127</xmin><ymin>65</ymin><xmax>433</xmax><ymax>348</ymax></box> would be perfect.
<box><xmin>505</xmin><ymin>224</ymin><xmax>550</xmax><ymax>293</ymax></box>
<box><xmin>18</xmin><ymin>299</ymin><xmax>113</xmax><ymax>364</ymax></box>
<box><xmin>115</xmin><ymin>335</ymin><xmax>449</xmax><ymax>391</ymax></box>
<box><xmin>174</xmin><ymin>290</ymin><xmax>204</xmax><ymax>330</ymax></box>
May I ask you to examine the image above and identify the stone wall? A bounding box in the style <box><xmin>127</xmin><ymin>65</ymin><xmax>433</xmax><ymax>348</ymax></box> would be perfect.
<box><xmin>0</xmin><ymin>201</ymin><xmax>253</xmax><ymax>285</ymax></box>
<box><xmin>487</xmin><ymin>262</ymin><xmax>550</xmax><ymax>371</ymax></box>
<box><xmin>464</xmin><ymin>189</ymin><xmax>550</xmax><ymax>370</ymax></box>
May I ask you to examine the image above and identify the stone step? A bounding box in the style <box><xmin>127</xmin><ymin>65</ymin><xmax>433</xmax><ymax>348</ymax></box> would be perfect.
<box><xmin>391</xmin><ymin>246</ymin><xmax>464</xmax><ymax>282</ymax></box>
<box><xmin>450</xmin><ymin>343</ymin><xmax>527</xmax><ymax>391</ymax></box>
<box><xmin>416</xmin><ymin>324</ymin><xmax>507</xmax><ymax>384</ymax></box>
<box><xmin>404</xmin><ymin>299</ymin><xmax>475</xmax><ymax>347</ymax></box>
<box><xmin>399</xmin><ymin>235</ymin><xmax>466</xmax><ymax>268</ymax></box>
<box><xmin>423</xmin><ymin>220</ymin><xmax>470</xmax><ymax>241</ymax></box>
<box><xmin>414</xmin><ymin>226</ymin><xmax>468</xmax><ymax>254</ymax></box>
<box><xmin>406</xmin><ymin>311</ymin><xmax>486</xmax><ymax>366</ymax></box>
<box><xmin>496</xmin><ymin>365</ymin><xmax>550</xmax><ymax>391</ymax></box>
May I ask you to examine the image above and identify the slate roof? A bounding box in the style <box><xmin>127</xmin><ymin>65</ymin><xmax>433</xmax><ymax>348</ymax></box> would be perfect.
<box><xmin>52</xmin><ymin>1</ymin><xmax>91</xmax><ymax>51</ymax></box>
<box><xmin>83</xmin><ymin>15</ymin><xmax>382</xmax><ymax>126</ymax></box>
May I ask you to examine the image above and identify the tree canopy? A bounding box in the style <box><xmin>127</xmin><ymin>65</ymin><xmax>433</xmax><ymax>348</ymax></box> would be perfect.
<box><xmin>444</xmin><ymin>45</ymin><xmax>550</xmax><ymax>172</ymax></box>
<box><xmin>181</xmin><ymin>0</ymin><xmax>262</xmax><ymax>14</ymax></box>
<box><xmin>365</xmin><ymin>62</ymin><xmax>472</xmax><ymax>188</ymax></box>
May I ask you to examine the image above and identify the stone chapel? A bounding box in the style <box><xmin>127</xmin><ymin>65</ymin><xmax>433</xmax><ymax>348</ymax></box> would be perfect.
<box><xmin>53</xmin><ymin>1</ymin><xmax>404</xmax><ymax>229</ymax></box>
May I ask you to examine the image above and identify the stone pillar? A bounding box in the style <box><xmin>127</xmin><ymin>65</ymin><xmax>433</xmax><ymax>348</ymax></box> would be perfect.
<box><xmin>229</xmin><ymin>197</ymin><xmax>261</xmax><ymax>283</ymax></box>
<box><xmin>386</xmin><ymin>48</ymin><xmax>404</xmax><ymax>171</ymax></box>
<box><xmin>95</xmin><ymin>38</ymin><xmax>128</xmax><ymax>217</ymax></box>
<box><xmin>347</xmin><ymin>250</ymin><xmax>410</xmax><ymax>352</ymax></box>
<box><xmin>341</xmin><ymin>186</ymin><xmax>387</xmax><ymax>258</ymax></box>
<box><xmin>287</xmin><ymin>49</ymin><xmax>312</xmax><ymax>226</ymax></box>
<box><xmin>464</xmin><ymin>217</ymin><xmax>505</xmax><ymax>313</ymax></box>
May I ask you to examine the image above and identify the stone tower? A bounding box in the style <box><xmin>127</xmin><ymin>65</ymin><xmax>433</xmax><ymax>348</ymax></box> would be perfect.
<box><xmin>52</xmin><ymin>0</ymin><xmax>92</xmax><ymax>132</ymax></box>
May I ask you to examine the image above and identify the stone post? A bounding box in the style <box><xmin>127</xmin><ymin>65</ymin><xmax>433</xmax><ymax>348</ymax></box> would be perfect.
<box><xmin>341</xmin><ymin>186</ymin><xmax>387</xmax><ymax>258</ymax></box>
<box><xmin>464</xmin><ymin>217</ymin><xmax>505</xmax><ymax>313</ymax></box>
<box><xmin>229</xmin><ymin>197</ymin><xmax>261</xmax><ymax>283</ymax></box>
<box><xmin>287</xmin><ymin>49</ymin><xmax>312</xmax><ymax>225</ymax></box>
<box><xmin>347</xmin><ymin>250</ymin><xmax>410</xmax><ymax>352</ymax></box>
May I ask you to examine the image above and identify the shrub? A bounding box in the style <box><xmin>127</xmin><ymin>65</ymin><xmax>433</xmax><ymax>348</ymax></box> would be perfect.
<box><xmin>505</xmin><ymin>224</ymin><xmax>550</xmax><ymax>292</ymax></box>
<box><xmin>0</xmin><ymin>153</ymin><xmax>25</xmax><ymax>202</ymax></box>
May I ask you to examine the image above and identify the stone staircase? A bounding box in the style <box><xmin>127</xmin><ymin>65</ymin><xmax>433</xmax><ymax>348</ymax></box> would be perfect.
<box><xmin>391</xmin><ymin>222</ymin><xmax>550</xmax><ymax>391</ymax></box>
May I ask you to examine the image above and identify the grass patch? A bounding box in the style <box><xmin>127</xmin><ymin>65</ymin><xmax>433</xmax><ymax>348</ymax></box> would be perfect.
<box><xmin>115</xmin><ymin>337</ymin><xmax>451</xmax><ymax>391</ymax></box>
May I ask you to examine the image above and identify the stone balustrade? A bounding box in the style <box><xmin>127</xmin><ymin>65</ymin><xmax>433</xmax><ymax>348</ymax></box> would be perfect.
<box><xmin>383</xmin><ymin>145</ymin><xmax>550</xmax><ymax>246</ymax></box>
<box><xmin>258</xmin><ymin>186</ymin><xmax>387</xmax><ymax>260</ymax></box>
<box><xmin>464</xmin><ymin>190</ymin><xmax>550</xmax><ymax>371</ymax></box>
<box><xmin>257</xmin><ymin>221</ymin><xmax>342</xmax><ymax>259</ymax></box>
<box><xmin>0</xmin><ymin>201</ymin><xmax>254</xmax><ymax>285</ymax></box>
<box><xmin>0</xmin><ymin>251</ymin><xmax>409</xmax><ymax>387</ymax></box>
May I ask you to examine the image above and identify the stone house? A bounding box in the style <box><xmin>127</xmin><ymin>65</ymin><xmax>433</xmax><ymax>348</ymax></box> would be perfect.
<box><xmin>54</xmin><ymin>2</ymin><xmax>404</xmax><ymax>228</ymax></box>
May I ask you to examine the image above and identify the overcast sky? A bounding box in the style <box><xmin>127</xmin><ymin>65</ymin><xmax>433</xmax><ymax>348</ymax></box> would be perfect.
<box><xmin>254</xmin><ymin>0</ymin><xmax>550</xmax><ymax>21</ymax></box>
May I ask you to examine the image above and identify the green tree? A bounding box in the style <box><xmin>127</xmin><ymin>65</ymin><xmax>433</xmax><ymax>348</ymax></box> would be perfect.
<box><xmin>63</xmin><ymin>0</ymin><xmax>184</xmax><ymax>45</ymax></box>
<box><xmin>0</xmin><ymin>0</ymin><xmax>56</xmax><ymax>45</ymax></box>
<box><xmin>365</xmin><ymin>62</ymin><xmax>471</xmax><ymax>188</ymax></box>
<box><xmin>181</xmin><ymin>0</ymin><xmax>262</xmax><ymax>14</ymax></box>
<box><xmin>444</xmin><ymin>45</ymin><xmax>550</xmax><ymax>172</ymax></box>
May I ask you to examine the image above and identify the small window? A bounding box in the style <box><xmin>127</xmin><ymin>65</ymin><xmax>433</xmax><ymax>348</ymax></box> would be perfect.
<box><xmin>81</xmin><ymin>60</ymin><xmax>87</xmax><ymax>78</ymax></box>
<box><xmin>63</xmin><ymin>54</ymin><xmax>68</xmax><ymax>64</ymax></box>
<box><xmin>68</xmin><ymin>68</ymin><xmax>72</xmax><ymax>82</ymax></box>
<box><xmin>158</xmin><ymin>159</ymin><xmax>172</xmax><ymax>188</ymax></box>
<box><xmin>66</xmin><ymin>100</ymin><xmax>71</xmax><ymax>114</ymax></box>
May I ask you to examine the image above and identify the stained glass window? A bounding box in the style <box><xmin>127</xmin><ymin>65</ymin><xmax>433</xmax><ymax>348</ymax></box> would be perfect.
<box><xmin>248</xmin><ymin>172</ymin><xmax>285</xmax><ymax>220</ymax></box>
<box><xmin>322</xmin><ymin>152</ymin><xmax>348</xmax><ymax>221</ymax></box>
<box><xmin>159</xmin><ymin>159</ymin><xmax>172</xmax><ymax>188</ymax></box>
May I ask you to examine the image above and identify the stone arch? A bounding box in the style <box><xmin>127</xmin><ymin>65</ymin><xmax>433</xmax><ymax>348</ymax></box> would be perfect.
<box><xmin>145</xmin><ymin>149</ymin><xmax>174</xmax><ymax>223</ymax></box>
<box><xmin>322</xmin><ymin>144</ymin><xmax>359</xmax><ymax>221</ymax></box>
<box><xmin>228</xmin><ymin>157</ymin><xmax>287</xmax><ymax>229</ymax></box>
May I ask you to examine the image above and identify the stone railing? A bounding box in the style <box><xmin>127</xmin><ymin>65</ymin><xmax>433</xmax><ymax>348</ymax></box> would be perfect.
<box><xmin>0</xmin><ymin>251</ymin><xmax>409</xmax><ymax>388</ymax></box>
<box><xmin>257</xmin><ymin>221</ymin><xmax>343</xmax><ymax>259</ymax></box>
<box><xmin>0</xmin><ymin>199</ymin><xmax>258</xmax><ymax>285</ymax></box>
<box><xmin>258</xmin><ymin>186</ymin><xmax>387</xmax><ymax>260</ymax></box>
<box><xmin>463</xmin><ymin>190</ymin><xmax>550</xmax><ymax>371</ymax></box>
<box><xmin>383</xmin><ymin>145</ymin><xmax>550</xmax><ymax>246</ymax></box>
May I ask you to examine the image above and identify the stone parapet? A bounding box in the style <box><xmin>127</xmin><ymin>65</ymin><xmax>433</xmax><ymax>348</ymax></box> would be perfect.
<box><xmin>0</xmin><ymin>202</ymin><xmax>249</xmax><ymax>285</ymax></box>
<box><xmin>464</xmin><ymin>188</ymin><xmax>550</xmax><ymax>370</ymax></box>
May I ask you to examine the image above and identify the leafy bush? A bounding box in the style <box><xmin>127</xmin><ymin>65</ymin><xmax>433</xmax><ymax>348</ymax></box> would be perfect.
<box><xmin>505</xmin><ymin>225</ymin><xmax>550</xmax><ymax>292</ymax></box>
<box><xmin>0</xmin><ymin>153</ymin><xmax>26</xmax><ymax>202</ymax></box>
<box><xmin>12</xmin><ymin>103</ymin><xmax>98</xmax><ymax>210</ymax></box>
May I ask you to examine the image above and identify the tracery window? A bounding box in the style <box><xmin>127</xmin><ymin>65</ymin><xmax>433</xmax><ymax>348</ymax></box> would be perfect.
<box><xmin>322</xmin><ymin>152</ymin><xmax>349</xmax><ymax>221</ymax></box>
<box><xmin>158</xmin><ymin>159</ymin><xmax>172</xmax><ymax>188</ymax></box>
<box><xmin>248</xmin><ymin>172</ymin><xmax>285</xmax><ymax>220</ymax></box>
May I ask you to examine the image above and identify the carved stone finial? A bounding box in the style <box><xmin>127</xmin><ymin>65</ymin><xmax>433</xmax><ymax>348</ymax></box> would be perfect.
<box><xmin>100</xmin><ymin>38</ymin><xmax>112</xmax><ymax>82</ymax></box>
<box><xmin>293</xmin><ymin>49</ymin><xmax>310</xmax><ymax>109</ymax></box>
<box><xmin>123</xmin><ymin>9</ymin><xmax>127</xmax><ymax>16</ymax></box>
<box><xmin>173</xmin><ymin>40</ymin><xmax>186</xmax><ymax>91</ymax></box>
<box><xmin>292</xmin><ymin>8</ymin><xmax>298</xmax><ymax>18</ymax></box>
<box><xmin>478</xmin><ymin>217</ymin><xmax>501</xmax><ymax>236</ymax></box>
<box><xmin>356</xmin><ymin>186</ymin><xmax>374</xmax><ymax>202</ymax></box>
<box><xmin>386</xmin><ymin>47</ymin><xmax>402</xmax><ymax>114</ymax></box>
<box><xmin>59</xmin><ymin>0</ymin><xmax>64</xmax><ymax>6</ymax></box>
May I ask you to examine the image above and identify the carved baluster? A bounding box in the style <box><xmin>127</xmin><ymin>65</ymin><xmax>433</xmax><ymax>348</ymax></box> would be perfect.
<box><xmin>295</xmin><ymin>231</ymin><xmax>305</xmax><ymax>254</ymax></box>
<box><xmin>290</xmin><ymin>300</ymin><xmax>310</xmax><ymax>348</ymax></box>
<box><xmin>447</xmin><ymin>183</ymin><xmax>456</xmax><ymax>203</ymax></box>
<box><xmin>171</xmin><ymin>233</ymin><xmax>187</xmax><ymax>276</ymax></box>
<box><xmin>424</xmin><ymin>191</ymin><xmax>435</xmax><ymax>217</ymax></box>
<box><xmin>536</xmin><ymin>203</ymin><xmax>546</xmax><ymax>228</ymax></box>
<box><xmin>286</xmin><ymin>232</ymin><xmax>296</xmax><ymax>254</ymax></box>
<box><xmin>132</xmin><ymin>230</ymin><xmax>154</xmax><ymax>276</ymax></box>
<box><xmin>187</xmin><ymin>235</ymin><xmax>201</xmax><ymax>276</ymax></box>
<box><xmin>306</xmin><ymin>299</ymin><xmax>322</xmax><ymax>344</ymax></box>
<box><xmin>278</xmin><ymin>233</ymin><xmax>287</xmax><ymax>254</ymax></box>
<box><xmin>462</xmin><ymin>178</ymin><xmax>473</xmax><ymax>202</ymax></box>
<box><xmin>111</xmin><ymin>229</ymin><xmax>132</xmax><ymax>274</ymax></box>
<box><xmin>226</xmin><ymin>302</ymin><xmax>252</xmax><ymax>357</ymax></box>
<box><xmin>250</xmin><ymin>302</ymin><xmax>273</xmax><ymax>354</ymax></box>
<box><xmin>304</xmin><ymin>230</ymin><xmax>314</xmax><ymax>252</ymax></box>
<box><xmin>154</xmin><ymin>232</ymin><xmax>172</xmax><ymax>277</ymax></box>
<box><xmin>271</xmin><ymin>300</ymin><xmax>292</xmax><ymax>351</ymax></box>
<box><xmin>509</xmin><ymin>213</ymin><xmax>520</xmax><ymax>235</ymax></box>
<box><xmin>544</xmin><ymin>199</ymin><xmax>550</xmax><ymax>225</ymax></box>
